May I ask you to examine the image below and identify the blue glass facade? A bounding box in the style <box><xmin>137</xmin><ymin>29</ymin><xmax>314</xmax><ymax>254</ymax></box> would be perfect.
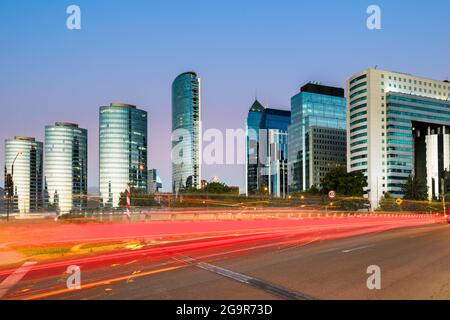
<box><xmin>45</xmin><ymin>122</ymin><xmax>87</xmax><ymax>214</ymax></box>
<box><xmin>172</xmin><ymin>72</ymin><xmax>201</xmax><ymax>194</ymax></box>
<box><xmin>245</xmin><ymin>100</ymin><xmax>265</xmax><ymax>195</ymax></box>
<box><xmin>385</xmin><ymin>93</ymin><xmax>450</xmax><ymax>198</ymax></box>
<box><xmin>259</xmin><ymin>108</ymin><xmax>291</xmax><ymax>197</ymax></box>
<box><xmin>288</xmin><ymin>83</ymin><xmax>347</xmax><ymax>192</ymax></box>
<box><xmin>99</xmin><ymin>103</ymin><xmax>148</xmax><ymax>208</ymax></box>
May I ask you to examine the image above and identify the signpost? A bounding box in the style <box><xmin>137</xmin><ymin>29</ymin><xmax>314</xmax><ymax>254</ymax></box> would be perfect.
<box><xmin>327</xmin><ymin>191</ymin><xmax>336</xmax><ymax>214</ymax></box>
<box><xmin>328</xmin><ymin>190</ymin><xmax>336</xmax><ymax>200</ymax></box>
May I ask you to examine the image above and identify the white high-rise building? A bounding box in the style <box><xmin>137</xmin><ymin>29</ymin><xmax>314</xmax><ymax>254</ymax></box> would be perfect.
<box><xmin>45</xmin><ymin>122</ymin><xmax>87</xmax><ymax>214</ymax></box>
<box><xmin>347</xmin><ymin>68</ymin><xmax>450</xmax><ymax>209</ymax></box>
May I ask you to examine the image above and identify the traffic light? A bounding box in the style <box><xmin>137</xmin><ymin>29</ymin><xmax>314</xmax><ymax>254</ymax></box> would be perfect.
<box><xmin>5</xmin><ymin>174</ymin><xmax>13</xmax><ymax>197</ymax></box>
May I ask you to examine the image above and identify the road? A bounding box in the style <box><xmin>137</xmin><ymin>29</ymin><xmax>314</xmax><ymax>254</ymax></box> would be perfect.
<box><xmin>0</xmin><ymin>216</ymin><xmax>449</xmax><ymax>300</ymax></box>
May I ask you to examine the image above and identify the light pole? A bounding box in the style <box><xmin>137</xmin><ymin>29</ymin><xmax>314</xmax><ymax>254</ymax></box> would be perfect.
<box><xmin>6</xmin><ymin>152</ymin><xmax>22</xmax><ymax>222</ymax></box>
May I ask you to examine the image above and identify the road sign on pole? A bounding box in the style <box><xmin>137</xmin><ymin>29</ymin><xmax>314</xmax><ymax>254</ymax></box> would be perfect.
<box><xmin>395</xmin><ymin>198</ymin><xmax>403</xmax><ymax>206</ymax></box>
<box><xmin>328</xmin><ymin>190</ymin><xmax>336</xmax><ymax>199</ymax></box>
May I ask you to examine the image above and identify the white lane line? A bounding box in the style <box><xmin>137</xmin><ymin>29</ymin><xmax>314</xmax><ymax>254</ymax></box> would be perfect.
<box><xmin>177</xmin><ymin>255</ymin><xmax>315</xmax><ymax>300</ymax></box>
<box><xmin>341</xmin><ymin>244</ymin><xmax>375</xmax><ymax>253</ymax></box>
<box><xmin>0</xmin><ymin>261</ymin><xmax>36</xmax><ymax>298</ymax></box>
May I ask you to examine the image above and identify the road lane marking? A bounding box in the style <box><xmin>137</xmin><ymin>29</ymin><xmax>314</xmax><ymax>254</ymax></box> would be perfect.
<box><xmin>341</xmin><ymin>244</ymin><xmax>375</xmax><ymax>253</ymax></box>
<box><xmin>176</xmin><ymin>255</ymin><xmax>315</xmax><ymax>300</ymax></box>
<box><xmin>0</xmin><ymin>261</ymin><xmax>36</xmax><ymax>298</ymax></box>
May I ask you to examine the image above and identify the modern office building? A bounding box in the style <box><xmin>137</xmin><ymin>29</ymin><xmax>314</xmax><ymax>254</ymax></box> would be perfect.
<box><xmin>347</xmin><ymin>68</ymin><xmax>450</xmax><ymax>208</ymax></box>
<box><xmin>45</xmin><ymin>123</ymin><xmax>87</xmax><ymax>214</ymax></box>
<box><xmin>259</xmin><ymin>108</ymin><xmax>291</xmax><ymax>198</ymax></box>
<box><xmin>99</xmin><ymin>103</ymin><xmax>148</xmax><ymax>208</ymax></box>
<box><xmin>148</xmin><ymin>169</ymin><xmax>162</xmax><ymax>193</ymax></box>
<box><xmin>172</xmin><ymin>72</ymin><xmax>202</xmax><ymax>194</ymax></box>
<box><xmin>4</xmin><ymin>136</ymin><xmax>43</xmax><ymax>213</ymax></box>
<box><xmin>288</xmin><ymin>83</ymin><xmax>347</xmax><ymax>192</ymax></box>
<box><xmin>245</xmin><ymin>99</ymin><xmax>265</xmax><ymax>196</ymax></box>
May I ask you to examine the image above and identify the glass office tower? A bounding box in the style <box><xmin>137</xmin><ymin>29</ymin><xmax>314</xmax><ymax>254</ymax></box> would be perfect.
<box><xmin>259</xmin><ymin>108</ymin><xmax>291</xmax><ymax>198</ymax></box>
<box><xmin>172</xmin><ymin>72</ymin><xmax>202</xmax><ymax>194</ymax></box>
<box><xmin>99</xmin><ymin>103</ymin><xmax>148</xmax><ymax>208</ymax></box>
<box><xmin>4</xmin><ymin>136</ymin><xmax>43</xmax><ymax>213</ymax></box>
<box><xmin>45</xmin><ymin>122</ymin><xmax>87</xmax><ymax>214</ymax></box>
<box><xmin>245</xmin><ymin>100</ymin><xmax>265</xmax><ymax>196</ymax></box>
<box><xmin>148</xmin><ymin>169</ymin><xmax>163</xmax><ymax>193</ymax></box>
<box><xmin>347</xmin><ymin>68</ymin><xmax>450</xmax><ymax>207</ymax></box>
<box><xmin>288</xmin><ymin>83</ymin><xmax>347</xmax><ymax>193</ymax></box>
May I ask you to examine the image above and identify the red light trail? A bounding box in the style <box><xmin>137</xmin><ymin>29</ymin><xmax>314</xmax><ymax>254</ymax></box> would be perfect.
<box><xmin>0</xmin><ymin>211</ymin><xmax>445</xmax><ymax>300</ymax></box>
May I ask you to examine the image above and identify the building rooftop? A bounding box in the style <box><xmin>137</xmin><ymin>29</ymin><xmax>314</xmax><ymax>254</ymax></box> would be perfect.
<box><xmin>249</xmin><ymin>99</ymin><xmax>265</xmax><ymax>112</ymax></box>
<box><xmin>175</xmin><ymin>71</ymin><xmax>198</xmax><ymax>79</ymax></box>
<box><xmin>300</xmin><ymin>83</ymin><xmax>345</xmax><ymax>98</ymax></box>
<box><xmin>109</xmin><ymin>103</ymin><xmax>136</xmax><ymax>109</ymax></box>
<box><xmin>14</xmin><ymin>136</ymin><xmax>35</xmax><ymax>142</ymax></box>
<box><xmin>55</xmin><ymin>122</ymin><xmax>79</xmax><ymax>128</ymax></box>
<box><xmin>263</xmin><ymin>108</ymin><xmax>291</xmax><ymax>117</ymax></box>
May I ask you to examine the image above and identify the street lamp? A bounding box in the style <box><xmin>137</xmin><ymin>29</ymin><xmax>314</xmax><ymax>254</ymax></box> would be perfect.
<box><xmin>6</xmin><ymin>152</ymin><xmax>22</xmax><ymax>222</ymax></box>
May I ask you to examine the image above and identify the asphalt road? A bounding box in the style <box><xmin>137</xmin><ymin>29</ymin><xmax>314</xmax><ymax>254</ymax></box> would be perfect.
<box><xmin>5</xmin><ymin>222</ymin><xmax>449</xmax><ymax>300</ymax></box>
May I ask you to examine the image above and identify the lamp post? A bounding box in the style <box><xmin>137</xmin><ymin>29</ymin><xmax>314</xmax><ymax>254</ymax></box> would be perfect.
<box><xmin>6</xmin><ymin>152</ymin><xmax>22</xmax><ymax>222</ymax></box>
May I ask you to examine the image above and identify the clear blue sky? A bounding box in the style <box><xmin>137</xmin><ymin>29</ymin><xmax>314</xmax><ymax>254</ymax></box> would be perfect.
<box><xmin>1</xmin><ymin>0</ymin><xmax>449</xmax><ymax>192</ymax></box>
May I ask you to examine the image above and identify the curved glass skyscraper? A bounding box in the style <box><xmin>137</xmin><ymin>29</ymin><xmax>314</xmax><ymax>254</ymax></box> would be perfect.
<box><xmin>4</xmin><ymin>136</ymin><xmax>43</xmax><ymax>213</ymax></box>
<box><xmin>99</xmin><ymin>103</ymin><xmax>147</xmax><ymax>208</ymax></box>
<box><xmin>45</xmin><ymin>122</ymin><xmax>88</xmax><ymax>214</ymax></box>
<box><xmin>172</xmin><ymin>72</ymin><xmax>202</xmax><ymax>194</ymax></box>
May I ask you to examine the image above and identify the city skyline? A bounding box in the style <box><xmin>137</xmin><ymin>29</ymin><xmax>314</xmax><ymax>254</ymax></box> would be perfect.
<box><xmin>2</xmin><ymin>0</ymin><xmax>450</xmax><ymax>304</ymax></box>
<box><xmin>1</xmin><ymin>0</ymin><xmax>450</xmax><ymax>193</ymax></box>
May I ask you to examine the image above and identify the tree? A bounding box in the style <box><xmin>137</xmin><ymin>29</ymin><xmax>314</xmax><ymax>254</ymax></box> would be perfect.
<box><xmin>306</xmin><ymin>185</ymin><xmax>320</xmax><ymax>195</ymax></box>
<box><xmin>401</xmin><ymin>175</ymin><xmax>428</xmax><ymax>201</ymax></box>
<box><xmin>321</xmin><ymin>166</ymin><xmax>367</xmax><ymax>196</ymax></box>
<box><xmin>185</xmin><ymin>182</ymin><xmax>239</xmax><ymax>195</ymax></box>
<box><xmin>119</xmin><ymin>188</ymin><xmax>158</xmax><ymax>207</ymax></box>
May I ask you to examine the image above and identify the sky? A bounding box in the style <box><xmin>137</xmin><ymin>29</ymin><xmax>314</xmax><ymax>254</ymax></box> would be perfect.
<box><xmin>1</xmin><ymin>0</ymin><xmax>450</xmax><ymax>193</ymax></box>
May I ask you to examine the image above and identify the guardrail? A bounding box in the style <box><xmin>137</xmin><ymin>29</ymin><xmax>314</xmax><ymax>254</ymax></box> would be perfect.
<box><xmin>71</xmin><ymin>210</ymin><xmax>442</xmax><ymax>223</ymax></box>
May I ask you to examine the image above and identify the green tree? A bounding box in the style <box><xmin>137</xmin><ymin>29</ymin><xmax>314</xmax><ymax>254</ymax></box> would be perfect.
<box><xmin>401</xmin><ymin>175</ymin><xmax>428</xmax><ymax>201</ymax></box>
<box><xmin>185</xmin><ymin>182</ymin><xmax>239</xmax><ymax>195</ymax></box>
<box><xmin>204</xmin><ymin>182</ymin><xmax>230</xmax><ymax>194</ymax></box>
<box><xmin>119</xmin><ymin>188</ymin><xmax>158</xmax><ymax>207</ymax></box>
<box><xmin>321</xmin><ymin>166</ymin><xmax>367</xmax><ymax>196</ymax></box>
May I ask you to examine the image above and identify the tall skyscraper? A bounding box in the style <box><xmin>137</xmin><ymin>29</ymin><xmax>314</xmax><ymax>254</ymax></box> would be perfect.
<box><xmin>347</xmin><ymin>68</ymin><xmax>450</xmax><ymax>208</ymax></box>
<box><xmin>4</xmin><ymin>136</ymin><xmax>43</xmax><ymax>213</ymax></box>
<box><xmin>171</xmin><ymin>72</ymin><xmax>202</xmax><ymax>194</ymax></box>
<box><xmin>245</xmin><ymin>100</ymin><xmax>265</xmax><ymax>196</ymax></box>
<box><xmin>99</xmin><ymin>103</ymin><xmax>148</xmax><ymax>208</ymax></box>
<box><xmin>288</xmin><ymin>83</ymin><xmax>347</xmax><ymax>192</ymax></box>
<box><xmin>45</xmin><ymin>122</ymin><xmax>87</xmax><ymax>214</ymax></box>
<box><xmin>259</xmin><ymin>108</ymin><xmax>291</xmax><ymax>198</ymax></box>
<box><xmin>148</xmin><ymin>169</ymin><xmax>162</xmax><ymax>193</ymax></box>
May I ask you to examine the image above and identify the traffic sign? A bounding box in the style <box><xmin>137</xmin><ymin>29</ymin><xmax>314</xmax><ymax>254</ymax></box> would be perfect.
<box><xmin>328</xmin><ymin>190</ymin><xmax>336</xmax><ymax>199</ymax></box>
<box><xmin>395</xmin><ymin>198</ymin><xmax>403</xmax><ymax>206</ymax></box>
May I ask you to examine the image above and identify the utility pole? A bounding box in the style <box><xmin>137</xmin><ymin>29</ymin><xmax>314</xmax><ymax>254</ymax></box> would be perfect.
<box><xmin>5</xmin><ymin>174</ymin><xmax>12</xmax><ymax>222</ymax></box>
